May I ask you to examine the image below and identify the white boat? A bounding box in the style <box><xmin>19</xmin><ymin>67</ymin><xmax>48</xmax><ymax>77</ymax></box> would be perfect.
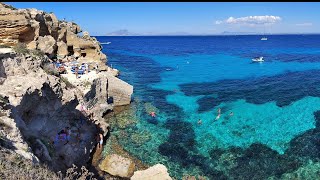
<box><xmin>261</xmin><ymin>37</ymin><xmax>268</xmax><ymax>41</ymax></box>
<box><xmin>101</xmin><ymin>42</ymin><xmax>111</xmax><ymax>44</ymax></box>
<box><xmin>252</xmin><ymin>56</ymin><xmax>264</xmax><ymax>62</ymax></box>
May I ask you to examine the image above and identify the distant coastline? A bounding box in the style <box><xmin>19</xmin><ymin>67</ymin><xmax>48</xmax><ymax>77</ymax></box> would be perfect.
<box><xmin>95</xmin><ymin>33</ymin><xmax>320</xmax><ymax>37</ymax></box>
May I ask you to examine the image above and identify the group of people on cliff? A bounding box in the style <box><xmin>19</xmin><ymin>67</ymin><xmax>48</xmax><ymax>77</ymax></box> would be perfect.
<box><xmin>53</xmin><ymin>59</ymin><xmax>101</xmax><ymax>79</ymax></box>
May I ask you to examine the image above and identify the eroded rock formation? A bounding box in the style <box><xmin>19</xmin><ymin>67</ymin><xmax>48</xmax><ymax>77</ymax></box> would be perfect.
<box><xmin>0</xmin><ymin>2</ymin><xmax>134</xmax><ymax>176</ymax></box>
<box><xmin>99</xmin><ymin>153</ymin><xmax>135</xmax><ymax>178</ymax></box>
<box><xmin>0</xmin><ymin>2</ymin><xmax>106</xmax><ymax>62</ymax></box>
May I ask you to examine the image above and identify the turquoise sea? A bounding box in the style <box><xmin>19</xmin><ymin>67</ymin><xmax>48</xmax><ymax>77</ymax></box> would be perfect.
<box><xmin>97</xmin><ymin>35</ymin><xmax>320</xmax><ymax>179</ymax></box>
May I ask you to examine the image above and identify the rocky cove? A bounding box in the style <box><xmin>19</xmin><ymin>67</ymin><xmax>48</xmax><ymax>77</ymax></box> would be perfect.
<box><xmin>0</xmin><ymin>3</ymin><xmax>172</xmax><ymax>180</ymax></box>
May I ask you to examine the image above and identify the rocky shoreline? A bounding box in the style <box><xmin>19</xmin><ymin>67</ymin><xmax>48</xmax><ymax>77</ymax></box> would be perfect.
<box><xmin>0</xmin><ymin>2</ymin><xmax>172</xmax><ymax>180</ymax></box>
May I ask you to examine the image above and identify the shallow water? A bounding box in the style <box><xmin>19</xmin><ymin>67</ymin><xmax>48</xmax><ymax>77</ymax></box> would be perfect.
<box><xmin>97</xmin><ymin>35</ymin><xmax>320</xmax><ymax>179</ymax></box>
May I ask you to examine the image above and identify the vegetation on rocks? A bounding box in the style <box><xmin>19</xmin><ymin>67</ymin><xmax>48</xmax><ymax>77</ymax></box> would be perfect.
<box><xmin>12</xmin><ymin>43</ymin><xmax>29</xmax><ymax>55</ymax></box>
<box><xmin>30</xmin><ymin>49</ymin><xmax>46</xmax><ymax>59</ymax></box>
<box><xmin>0</xmin><ymin>45</ymin><xmax>10</xmax><ymax>48</ymax></box>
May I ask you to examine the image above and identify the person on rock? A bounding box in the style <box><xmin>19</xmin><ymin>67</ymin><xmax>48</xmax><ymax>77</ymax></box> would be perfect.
<box><xmin>52</xmin><ymin>129</ymin><xmax>67</xmax><ymax>145</ymax></box>
<box><xmin>96</xmin><ymin>123</ymin><xmax>103</xmax><ymax>134</ymax></box>
<box><xmin>75</xmin><ymin>66</ymin><xmax>79</xmax><ymax>78</ymax></box>
<box><xmin>96</xmin><ymin>132</ymin><xmax>103</xmax><ymax>149</ymax></box>
<box><xmin>64</xmin><ymin>127</ymin><xmax>71</xmax><ymax>145</ymax></box>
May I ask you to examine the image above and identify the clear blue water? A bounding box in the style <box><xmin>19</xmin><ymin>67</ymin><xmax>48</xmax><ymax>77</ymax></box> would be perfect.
<box><xmin>97</xmin><ymin>35</ymin><xmax>320</xmax><ymax>179</ymax></box>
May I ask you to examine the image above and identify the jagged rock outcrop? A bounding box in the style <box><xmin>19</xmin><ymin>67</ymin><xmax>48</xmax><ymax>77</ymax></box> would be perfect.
<box><xmin>99</xmin><ymin>153</ymin><xmax>135</xmax><ymax>178</ymax></box>
<box><xmin>37</xmin><ymin>35</ymin><xmax>56</xmax><ymax>57</ymax></box>
<box><xmin>57</xmin><ymin>41</ymin><xmax>68</xmax><ymax>58</ymax></box>
<box><xmin>0</xmin><ymin>2</ymin><xmax>106</xmax><ymax>62</ymax></box>
<box><xmin>0</xmin><ymin>112</ymin><xmax>40</xmax><ymax>164</ymax></box>
<box><xmin>131</xmin><ymin>164</ymin><xmax>173</xmax><ymax>180</ymax></box>
<box><xmin>0</xmin><ymin>48</ymin><xmax>128</xmax><ymax>172</ymax></box>
<box><xmin>0</xmin><ymin>4</ymin><xmax>38</xmax><ymax>46</ymax></box>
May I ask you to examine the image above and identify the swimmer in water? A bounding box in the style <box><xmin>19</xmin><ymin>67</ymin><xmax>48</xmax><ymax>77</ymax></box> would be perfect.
<box><xmin>215</xmin><ymin>108</ymin><xmax>221</xmax><ymax>120</ymax></box>
<box><xmin>150</xmin><ymin>111</ymin><xmax>156</xmax><ymax>117</ymax></box>
<box><xmin>198</xmin><ymin>119</ymin><xmax>202</xmax><ymax>125</ymax></box>
<box><xmin>215</xmin><ymin>114</ymin><xmax>221</xmax><ymax>120</ymax></box>
<box><xmin>229</xmin><ymin>112</ymin><xmax>233</xmax><ymax>116</ymax></box>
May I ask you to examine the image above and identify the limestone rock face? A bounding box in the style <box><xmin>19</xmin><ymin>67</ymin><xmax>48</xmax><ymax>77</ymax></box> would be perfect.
<box><xmin>0</xmin><ymin>2</ymin><xmax>136</xmax><ymax>175</ymax></box>
<box><xmin>0</xmin><ymin>3</ymin><xmax>37</xmax><ymax>46</ymax></box>
<box><xmin>57</xmin><ymin>41</ymin><xmax>68</xmax><ymax>58</ymax></box>
<box><xmin>131</xmin><ymin>164</ymin><xmax>172</xmax><ymax>180</ymax></box>
<box><xmin>83</xmin><ymin>31</ymin><xmax>90</xmax><ymax>39</ymax></box>
<box><xmin>65</xmin><ymin>30</ymin><xmax>107</xmax><ymax>62</ymax></box>
<box><xmin>99</xmin><ymin>154</ymin><xmax>135</xmax><ymax>178</ymax></box>
<box><xmin>0</xmin><ymin>2</ymin><xmax>107</xmax><ymax>63</ymax></box>
<box><xmin>106</xmin><ymin>73</ymin><xmax>133</xmax><ymax>106</ymax></box>
<box><xmin>37</xmin><ymin>35</ymin><xmax>56</xmax><ymax>56</ymax></box>
<box><xmin>57</xmin><ymin>27</ymin><xmax>67</xmax><ymax>42</ymax></box>
<box><xmin>0</xmin><ymin>52</ymin><xmax>98</xmax><ymax>172</ymax></box>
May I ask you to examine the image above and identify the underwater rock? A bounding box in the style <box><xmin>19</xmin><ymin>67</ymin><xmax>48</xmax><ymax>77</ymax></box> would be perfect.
<box><xmin>99</xmin><ymin>153</ymin><xmax>135</xmax><ymax>178</ymax></box>
<box><xmin>144</xmin><ymin>102</ymin><xmax>159</xmax><ymax>114</ymax></box>
<box><xmin>270</xmin><ymin>160</ymin><xmax>320</xmax><ymax>180</ymax></box>
<box><xmin>131</xmin><ymin>131</ymin><xmax>152</xmax><ymax>146</ymax></box>
<box><xmin>108</xmin><ymin>105</ymin><xmax>138</xmax><ymax>129</ymax></box>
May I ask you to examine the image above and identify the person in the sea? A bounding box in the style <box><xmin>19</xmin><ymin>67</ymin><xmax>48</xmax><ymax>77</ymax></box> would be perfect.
<box><xmin>150</xmin><ymin>111</ymin><xmax>156</xmax><ymax>117</ymax></box>
<box><xmin>215</xmin><ymin>108</ymin><xmax>221</xmax><ymax>120</ymax></box>
<box><xmin>229</xmin><ymin>112</ymin><xmax>233</xmax><ymax>116</ymax></box>
<box><xmin>198</xmin><ymin>119</ymin><xmax>202</xmax><ymax>125</ymax></box>
<box><xmin>215</xmin><ymin>113</ymin><xmax>221</xmax><ymax>120</ymax></box>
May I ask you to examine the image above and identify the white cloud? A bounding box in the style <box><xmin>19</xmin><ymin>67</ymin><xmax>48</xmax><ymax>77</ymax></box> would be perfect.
<box><xmin>215</xmin><ymin>20</ymin><xmax>222</xmax><ymax>25</ymax></box>
<box><xmin>295</xmin><ymin>22</ymin><xmax>312</xmax><ymax>26</ymax></box>
<box><xmin>216</xmin><ymin>15</ymin><xmax>281</xmax><ymax>26</ymax></box>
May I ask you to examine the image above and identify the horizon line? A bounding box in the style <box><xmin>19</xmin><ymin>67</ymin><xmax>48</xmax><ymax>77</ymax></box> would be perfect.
<box><xmin>93</xmin><ymin>33</ymin><xmax>320</xmax><ymax>37</ymax></box>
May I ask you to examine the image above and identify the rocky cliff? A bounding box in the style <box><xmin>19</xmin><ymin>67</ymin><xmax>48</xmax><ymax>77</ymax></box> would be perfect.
<box><xmin>0</xmin><ymin>47</ymin><xmax>132</xmax><ymax>173</ymax></box>
<box><xmin>0</xmin><ymin>2</ymin><xmax>106</xmax><ymax>65</ymax></box>
<box><xmin>0</xmin><ymin>1</ymin><xmax>133</xmax><ymax>177</ymax></box>
<box><xmin>0</xmin><ymin>2</ymin><xmax>172</xmax><ymax>180</ymax></box>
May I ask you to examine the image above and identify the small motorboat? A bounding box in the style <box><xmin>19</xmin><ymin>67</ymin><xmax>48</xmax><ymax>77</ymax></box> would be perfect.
<box><xmin>101</xmin><ymin>42</ymin><xmax>111</xmax><ymax>45</ymax></box>
<box><xmin>252</xmin><ymin>56</ymin><xmax>264</xmax><ymax>62</ymax></box>
<box><xmin>261</xmin><ymin>37</ymin><xmax>268</xmax><ymax>41</ymax></box>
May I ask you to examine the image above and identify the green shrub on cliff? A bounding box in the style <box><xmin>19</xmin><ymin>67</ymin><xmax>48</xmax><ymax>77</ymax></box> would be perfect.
<box><xmin>30</xmin><ymin>49</ymin><xmax>46</xmax><ymax>59</ymax></box>
<box><xmin>5</xmin><ymin>4</ymin><xmax>17</xmax><ymax>10</ymax></box>
<box><xmin>83</xmin><ymin>80</ymin><xmax>92</xmax><ymax>88</ymax></box>
<box><xmin>0</xmin><ymin>45</ymin><xmax>10</xmax><ymax>48</ymax></box>
<box><xmin>12</xmin><ymin>43</ymin><xmax>29</xmax><ymax>55</ymax></box>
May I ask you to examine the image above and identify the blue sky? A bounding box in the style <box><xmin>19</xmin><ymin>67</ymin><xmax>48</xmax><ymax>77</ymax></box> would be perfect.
<box><xmin>6</xmin><ymin>2</ymin><xmax>320</xmax><ymax>35</ymax></box>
